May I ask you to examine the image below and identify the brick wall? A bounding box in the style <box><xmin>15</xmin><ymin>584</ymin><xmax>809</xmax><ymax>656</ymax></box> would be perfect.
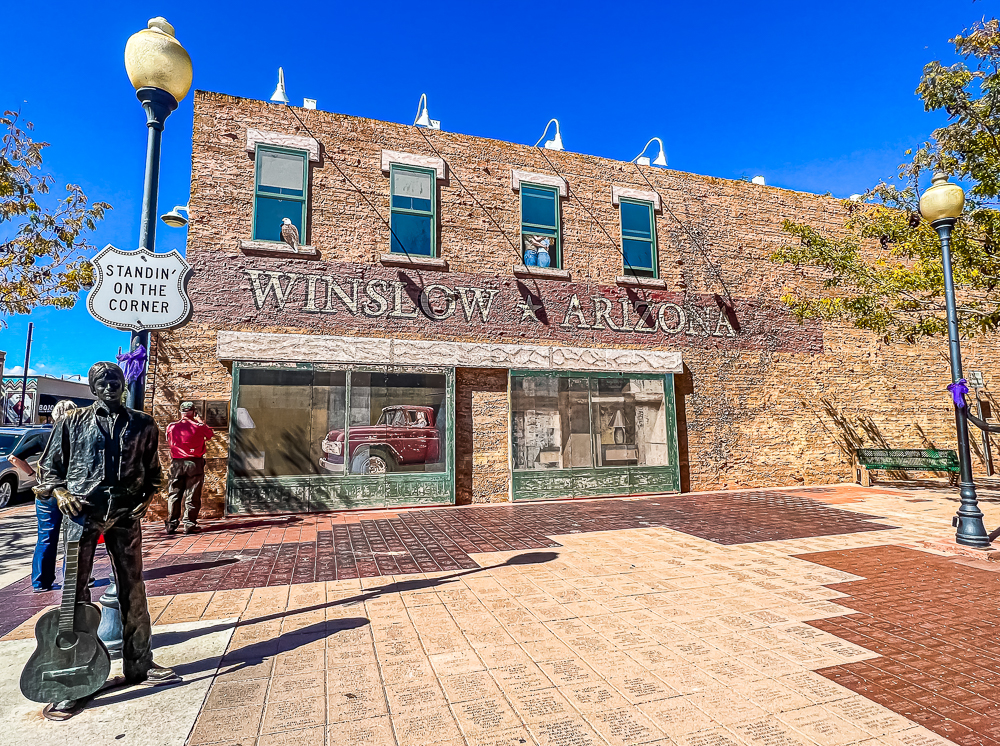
<box><xmin>147</xmin><ymin>90</ymin><xmax>1000</xmax><ymax>518</ymax></box>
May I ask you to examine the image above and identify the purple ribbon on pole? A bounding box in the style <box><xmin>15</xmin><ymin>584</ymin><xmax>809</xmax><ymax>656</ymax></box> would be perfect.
<box><xmin>117</xmin><ymin>345</ymin><xmax>147</xmax><ymax>385</ymax></box>
<box><xmin>947</xmin><ymin>378</ymin><xmax>969</xmax><ymax>408</ymax></box>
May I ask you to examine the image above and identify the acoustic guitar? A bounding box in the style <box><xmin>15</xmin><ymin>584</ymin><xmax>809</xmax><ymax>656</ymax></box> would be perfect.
<box><xmin>20</xmin><ymin>515</ymin><xmax>111</xmax><ymax>704</ymax></box>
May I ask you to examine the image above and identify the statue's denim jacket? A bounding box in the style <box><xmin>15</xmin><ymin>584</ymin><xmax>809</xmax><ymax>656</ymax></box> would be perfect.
<box><xmin>35</xmin><ymin>402</ymin><xmax>163</xmax><ymax>520</ymax></box>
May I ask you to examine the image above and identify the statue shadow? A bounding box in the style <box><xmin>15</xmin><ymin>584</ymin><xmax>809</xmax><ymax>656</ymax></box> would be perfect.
<box><xmin>83</xmin><ymin>550</ymin><xmax>559</xmax><ymax>709</ymax></box>
<box><xmin>143</xmin><ymin>558</ymin><xmax>241</xmax><ymax>581</ymax></box>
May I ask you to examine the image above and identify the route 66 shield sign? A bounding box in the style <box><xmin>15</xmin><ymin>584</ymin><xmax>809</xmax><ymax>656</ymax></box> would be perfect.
<box><xmin>86</xmin><ymin>244</ymin><xmax>193</xmax><ymax>332</ymax></box>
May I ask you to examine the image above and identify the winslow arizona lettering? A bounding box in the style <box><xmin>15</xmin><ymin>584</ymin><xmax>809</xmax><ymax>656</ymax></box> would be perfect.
<box><xmin>243</xmin><ymin>269</ymin><xmax>738</xmax><ymax>339</ymax></box>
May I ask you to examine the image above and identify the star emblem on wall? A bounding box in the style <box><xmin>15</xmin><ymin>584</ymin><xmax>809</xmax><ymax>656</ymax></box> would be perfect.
<box><xmin>517</xmin><ymin>295</ymin><xmax>543</xmax><ymax>323</ymax></box>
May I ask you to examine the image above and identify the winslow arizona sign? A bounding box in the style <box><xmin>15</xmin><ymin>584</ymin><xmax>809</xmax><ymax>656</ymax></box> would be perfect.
<box><xmin>87</xmin><ymin>245</ymin><xmax>193</xmax><ymax>332</ymax></box>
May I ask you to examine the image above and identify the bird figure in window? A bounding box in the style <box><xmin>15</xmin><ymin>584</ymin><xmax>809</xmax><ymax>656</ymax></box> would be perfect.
<box><xmin>280</xmin><ymin>217</ymin><xmax>300</xmax><ymax>252</ymax></box>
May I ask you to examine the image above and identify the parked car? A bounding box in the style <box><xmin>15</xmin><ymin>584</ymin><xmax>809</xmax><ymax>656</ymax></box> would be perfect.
<box><xmin>320</xmin><ymin>405</ymin><xmax>439</xmax><ymax>474</ymax></box>
<box><xmin>0</xmin><ymin>426</ymin><xmax>52</xmax><ymax>508</ymax></box>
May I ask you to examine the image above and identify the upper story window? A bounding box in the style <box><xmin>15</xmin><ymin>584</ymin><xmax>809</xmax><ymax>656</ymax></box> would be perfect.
<box><xmin>612</xmin><ymin>186</ymin><xmax>661</xmax><ymax>278</ymax></box>
<box><xmin>390</xmin><ymin>164</ymin><xmax>436</xmax><ymax>256</ymax></box>
<box><xmin>520</xmin><ymin>184</ymin><xmax>561</xmax><ymax>269</ymax></box>
<box><xmin>253</xmin><ymin>145</ymin><xmax>308</xmax><ymax>243</ymax></box>
<box><xmin>512</xmin><ymin>170</ymin><xmax>567</xmax><ymax>271</ymax></box>
<box><xmin>620</xmin><ymin>199</ymin><xmax>657</xmax><ymax>278</ymax></box>
<box><xmin>380</xmin><ymin>151</ymin><xmax>446</xmax><ymax>259</ymax></box>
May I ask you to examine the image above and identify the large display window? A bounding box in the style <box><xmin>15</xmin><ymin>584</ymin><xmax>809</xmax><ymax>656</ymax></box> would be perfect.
<box><xmin>510</xmin><ymin>371</ymin><xmax>678</xmax><ymax>500</ymax></box>
<box><xmin>228</xmin><ymin>363</ymin><xmax>454</xmax><ymax>513</ymax></box>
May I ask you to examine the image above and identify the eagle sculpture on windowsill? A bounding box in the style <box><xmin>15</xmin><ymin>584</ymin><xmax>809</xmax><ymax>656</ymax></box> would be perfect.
<box><xmin>280</xmin><ymin>217</ymin><xmax>300</xmax><ymax>252</ymax></box>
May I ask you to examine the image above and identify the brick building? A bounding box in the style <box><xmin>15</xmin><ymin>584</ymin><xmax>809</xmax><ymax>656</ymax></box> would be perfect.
<box><xmin>147</xmin><ymin>90</ymin><xmax>1000</xmax><ymax>519</ymax></box>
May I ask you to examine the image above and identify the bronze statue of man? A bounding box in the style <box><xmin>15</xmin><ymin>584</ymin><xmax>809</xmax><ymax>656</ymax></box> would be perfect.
<box><xmin>34</xmin><ymin>362</ymin><xmax>179</xmax><ymax>714</ymax></box>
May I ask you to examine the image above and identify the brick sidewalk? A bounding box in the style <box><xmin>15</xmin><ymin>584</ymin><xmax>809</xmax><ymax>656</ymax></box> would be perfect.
<box><xmin>2</xmin><ymin>484</ymin><xmax>997</xmax><ymax>746</ymax></box>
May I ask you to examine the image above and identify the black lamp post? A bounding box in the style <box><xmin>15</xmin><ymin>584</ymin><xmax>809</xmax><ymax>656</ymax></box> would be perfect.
<box><xmin>122</xmin><ymin>17</ymin><xmax>192</xmax><ymax>411</ymax></box>
<box><xmin>97</xmin><ymin>17</ymin><xmax>193</xmax><ymax>653</ymax></box>
<box><xmin>920</xmin><ymin>173</ymin><xmax>992</xmax><ymax>548</ymax></box>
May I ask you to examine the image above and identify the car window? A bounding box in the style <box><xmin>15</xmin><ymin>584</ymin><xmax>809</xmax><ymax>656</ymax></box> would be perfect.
<box><xmin>14</xmin><ymin>435</ymin><xmax>44</xmax><ymax>459</ymax></box>
<box><xmin>0</xmin><ymin>434</ymin><xmax>19</xmax><ymax>454</ymax></box>
<box><xmin>389</xmin><ymin>410</ymin><xmax>406</xmax><ymax>427</ymax></box>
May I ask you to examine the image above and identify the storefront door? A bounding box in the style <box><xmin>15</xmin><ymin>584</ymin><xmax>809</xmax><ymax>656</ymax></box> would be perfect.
<box><xmin>227</xmin><ymin>363</ymin><xmax>455</xmax><ymax>513</ymax></box>
<box><xmin>509</xmin><ymin>371</ymin><xmax>680</xmax><ymax>500</ymax></box>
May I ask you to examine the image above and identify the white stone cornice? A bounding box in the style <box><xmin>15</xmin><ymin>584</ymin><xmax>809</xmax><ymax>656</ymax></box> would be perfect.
<box><xmin>245</xmin><ymin>129</ymin><xmax>320</xmax><ymax>162</ymax></box>
<box><xmin>511</xmin><ymin>170</ymin><xmax>568</xmax><ymax>197</ymax></box>
<box><xmin>612</xmin><ymin>186</ymin><xmax>661</xmax><ymax>211</ymax></box>
<box><xmin>217</xmin><ymin>331</ymin><xmax>683</xmax><ymax>374</ymax></box>
<box><xmin>380</xmin><ymin>150</ymin><xmax>447</xmax><ymax>180</ymax></box>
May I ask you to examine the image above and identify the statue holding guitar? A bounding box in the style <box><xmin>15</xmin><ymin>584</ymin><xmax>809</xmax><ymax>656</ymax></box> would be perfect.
<box><xmin>21</xmin><ymin>362</ymin><xmax>180</xmax><ymax>720</ymax></box>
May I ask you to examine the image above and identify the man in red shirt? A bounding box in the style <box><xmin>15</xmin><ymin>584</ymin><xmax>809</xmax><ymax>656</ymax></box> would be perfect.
<box><xmin>164</xmin><ymin>402</ymin><xmax>214</xmax><ymax>535</ymax></box>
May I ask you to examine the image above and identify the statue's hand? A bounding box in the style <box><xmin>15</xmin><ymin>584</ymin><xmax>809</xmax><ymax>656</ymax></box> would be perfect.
<box><xmin>54</xmin><ymin>488</ymin><xmax>84</xmax><ymax>517</ymax></box>
<box><xmin>130</xmin><ymin>496</ymin><xmax>154</xmax><ymax>520</ymax></box>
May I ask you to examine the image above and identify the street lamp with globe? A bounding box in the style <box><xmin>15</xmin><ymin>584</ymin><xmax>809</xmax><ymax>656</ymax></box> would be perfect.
<box><xmin>121</xmin><ymin>17</ymin><xmax>192</xmax><ymax>410</ymax></box>
<box><xmin>97</xmin><ymin>18</ymin><xmax>192</xmax><ymax>658</ymax></box>
<box><xmin>919</xmin><ymin>173</ymin><xmax>992</xmax><ymax>548</ymax></box>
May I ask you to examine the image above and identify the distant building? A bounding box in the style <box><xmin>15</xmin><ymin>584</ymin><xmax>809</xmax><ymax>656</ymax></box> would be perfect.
<box><xmin>146</xmin><ymin>90</ymin><xmax>1000</xmax><ymax>519</ymax></box>
<box><xmin>1</xmin><ymin>375</ymin><xmax>94</xmax><ymax>425</ymax></box>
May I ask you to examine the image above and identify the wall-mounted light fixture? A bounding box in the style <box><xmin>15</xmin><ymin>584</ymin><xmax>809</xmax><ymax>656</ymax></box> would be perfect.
<box><xmin>632</xmin><ymin>137</ymin><xmax>667</xmax><ymax>167</ymax></box>
<box><xmin>270</xmin><ymin>67</ymin><xmax>289</xmax><ymax>103</ymax></box>
<box><xmin>534</xmin><ymin>118</ymin><xmax>564</xmax><ymax>151</ymax></box>
<box><xmin>160</xmin><ymin>205</ymin><xmax>189</xmax><ymax>228</ymax></box>
<box><xmin>413</xmin><ymin>93</ymin><xmax>441</xmax><ymax>130</ymax></box>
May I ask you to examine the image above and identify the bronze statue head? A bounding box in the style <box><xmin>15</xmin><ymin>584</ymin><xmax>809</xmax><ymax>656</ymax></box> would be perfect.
<box><xmin>88</xmin><ymin>362</ymin><xmax>127</xmax><ymax>407</ymax></box>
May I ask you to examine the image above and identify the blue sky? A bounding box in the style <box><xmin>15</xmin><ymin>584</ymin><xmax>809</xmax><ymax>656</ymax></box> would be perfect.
<box><xmin>0</xmin><ymin>0</ymin><xmax>986</xmax><ymax>378</ymax></box>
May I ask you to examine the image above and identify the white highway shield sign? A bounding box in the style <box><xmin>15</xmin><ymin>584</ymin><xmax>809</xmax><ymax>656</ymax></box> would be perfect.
<box><xmin>86</xmin><ymin>245</ymin><xmax>193</xmax><ymax>332</ymax></box>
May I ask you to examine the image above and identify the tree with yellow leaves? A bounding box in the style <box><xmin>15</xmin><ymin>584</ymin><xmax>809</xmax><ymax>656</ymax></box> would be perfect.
<box><xmin>773</xmin><ymin>19</ymin><xmax>1000</xmax><ymax>343</ymax></box>
<box><xmin>1</xmin><ymin>110</ymin><xmax>110</xmax><ymax>325</ymax></box>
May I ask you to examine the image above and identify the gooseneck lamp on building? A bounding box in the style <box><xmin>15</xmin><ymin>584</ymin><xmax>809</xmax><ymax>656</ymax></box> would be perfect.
<box><xmin>632</xmin><ymin>137</ymin><xmax>667</xmax><ymax>167</ymax></box>
<box><xmin>160</xmin><ymin>204</ymin><xmax>189</xmax><ymax>228</ymax></box>
<box><xmin>919</xmin><ymin>173</ymin><xmax>992</xmax><ymax>548</ymax></box>
<box><xmin>270</xmin><ymin>67</ymin><xmax>289</xmax><ymax>104</ymax></box>
<box><xmin>413</xmin><ymin>93</ymin><xmax>441</xmax><ymax>130</ymax></box>
<box><xmin>534</xmin><ymin>119</ymin><xmax>564</xmax><ymax>151</ymax></box>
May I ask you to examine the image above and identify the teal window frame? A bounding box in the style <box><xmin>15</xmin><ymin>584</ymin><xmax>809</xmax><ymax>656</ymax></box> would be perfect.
<box><xmin>520</xmin><ymin>183</ymin><xmax>562</xmax><ymax>268</ymax></box>
<box><xmin>252</xmin><ymin>144</ymin><xmax>309</xmax><ymax>243</ymax></box>
<box><xmin>619</xmin><ymin>197</ymin><xmax>657</xmax><ymax>278</ymax></box>
<box><xmin>508</xmin><ymin>369</ymin><xmax>681</xmax><ymax>501</ymax></box>
<box><xmin>226</xmin><ymin>361</ymin><xmax>456</xmax><ymax>514</ymax></box>
<box><xmin>389</xmin><ymin>163</ymin><xmax>437</xmax><ymax>257</ymax></box>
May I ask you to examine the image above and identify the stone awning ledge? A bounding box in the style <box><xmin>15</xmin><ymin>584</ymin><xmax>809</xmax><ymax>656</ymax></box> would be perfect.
<box><xmin>217</xmin><ymin>332</ymin><xmax>683</xmax><ymax>374</ymax></box>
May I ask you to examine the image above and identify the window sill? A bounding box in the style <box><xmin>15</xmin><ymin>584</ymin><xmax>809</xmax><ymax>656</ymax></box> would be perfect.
<box><xmin>514</xmin><ymin>265</ymin><xmax>572</xmax><ymax>281</ymax></box>
<box><xmin>379</xmin><ymin>254</ymin><xmax>450</xmax><ymax>272</ymax></box>
<box><xmin>615</xmin><ymin>275</ymin><xmax>668</xmax><ymax>290</ymax></box>
<box><xmin>240</xmin><ymin>240</ymin><xmax>318</xmax><ymax>258</ymax></box>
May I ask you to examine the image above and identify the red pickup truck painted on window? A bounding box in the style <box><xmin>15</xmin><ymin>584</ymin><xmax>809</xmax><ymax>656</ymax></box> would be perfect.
<box><xmin>319</xmin><ymin>405</ymin><xmax>440</xmax><ymax>474</ymax></box>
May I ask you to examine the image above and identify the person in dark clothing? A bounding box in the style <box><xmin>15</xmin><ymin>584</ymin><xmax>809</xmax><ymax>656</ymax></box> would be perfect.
<box><xmin>34</xmin><ymin>362</ymin><xmax>179</xmax><ymax>714</ymax></box>
<box><xmin>164</xmin><ymin>401</ymin><xmax>214</xmax><ymax>535</ymax></box>
<box><xmin>31</xmin><ymin>400</ymin><xmax>77</xmax><ymax>592</ymax></box>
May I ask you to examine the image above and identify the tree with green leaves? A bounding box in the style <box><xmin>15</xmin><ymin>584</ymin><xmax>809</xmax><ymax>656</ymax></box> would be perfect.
<box><xmin>0</xmin><ymin>110</ymin><xmax>109</xmax><ymax>326</ymax></box>
<box><xmin>772</xmin><ymin>18</ymin><xmax>1000</xmax><ymax>342</ymax></box>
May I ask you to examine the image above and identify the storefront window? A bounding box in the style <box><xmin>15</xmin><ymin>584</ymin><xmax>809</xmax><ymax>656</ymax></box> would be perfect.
<box><xmin>590</xmin><ymin>377</ymin><xmax>669</xmax><ymax>467</ymax></box>
<box><xmin>232</xmin><ymin>367</ymin><xmax>446</xmax><ymax>479</ymax></box>
<box><xmin>511</xmin><ymin>374</ymin><xmax>669</xmax><ymax>471</ymax></box>
<box><xmin>347</xmin><ymin>371</ymin><xmax>446</xmax><ymax>474</ymax></box>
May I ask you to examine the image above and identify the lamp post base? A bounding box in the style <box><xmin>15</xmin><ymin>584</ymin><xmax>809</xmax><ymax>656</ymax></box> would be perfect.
<box><xmin>954</xmin><ymin>480</ymin><xmax>992</xmax><ymax>548</ymax></box>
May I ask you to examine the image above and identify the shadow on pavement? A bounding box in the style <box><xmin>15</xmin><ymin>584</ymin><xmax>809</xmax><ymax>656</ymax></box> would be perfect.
<box><xmin>143</xmin><ymin>558</ymin><xmax>241</xmax><ymax>581</ymax></box>
<box><xmin>83</xmin><ymin>550</ymin><xmax>559</xmax><ymax>709</ymax></box>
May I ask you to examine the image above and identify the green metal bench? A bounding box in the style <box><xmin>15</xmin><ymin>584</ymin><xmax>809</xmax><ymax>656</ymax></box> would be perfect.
<box><xmin>854</xmin><ymin>448</ymin><xmax>960</xmax><ymax>487</ymax></box>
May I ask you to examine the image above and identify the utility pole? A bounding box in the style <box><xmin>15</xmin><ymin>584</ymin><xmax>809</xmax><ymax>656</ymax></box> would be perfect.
<box><xmin>17</xmin><ymin>323</ymin><xmax>33</xmax><ymax>426</ymax></box>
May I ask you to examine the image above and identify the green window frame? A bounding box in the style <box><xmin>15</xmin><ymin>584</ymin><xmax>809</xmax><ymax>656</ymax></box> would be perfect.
<box><xmin>389</xmin><ymin>164</ymin><xmax>436</xmax><ymax>257</ymax></box>
<box><xmin>619</xmin><ymin>198</ymin><xmax>657</xmax><ymax>278</ymax></box>
<box><xmin>252</xmin><ymin>144</ymin><xmax>308</xmax><ymax>243</ymax></box>
<box><xmin>520</xmin><ymin>183</ymin><xmax>561</xmax><ymax>268</ymax></box>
